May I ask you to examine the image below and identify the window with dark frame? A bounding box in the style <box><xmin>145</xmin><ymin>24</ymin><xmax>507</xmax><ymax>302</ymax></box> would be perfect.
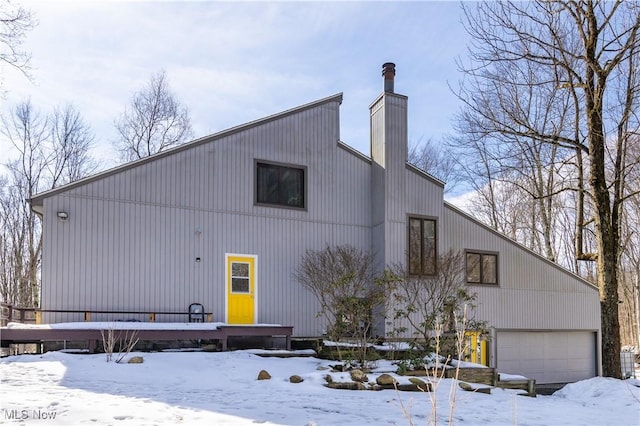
<box><xmin>466</xmin><ymin>252</ymin><xmax>498</xmax><ymax>285</ymax></box>
<box><xmin>408</xmin><ymin>217</ymin><xmax>437</xmax><ymax>276</ymax></box>
<box><xmin>256</xmin><ymin>162</ymin><xmax>305</xmax><ymax>209</ymax></box>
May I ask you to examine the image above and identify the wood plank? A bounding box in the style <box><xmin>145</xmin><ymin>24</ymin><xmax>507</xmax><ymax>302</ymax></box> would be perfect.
<box><xmin>0</xmin><ymin>325</ymin><xmax>293</xmax><ymax>351</ymax></box>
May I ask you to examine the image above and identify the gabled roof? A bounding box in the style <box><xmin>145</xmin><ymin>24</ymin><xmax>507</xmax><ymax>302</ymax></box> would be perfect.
<box><xmin>30</xmin><ymin>93</ymin><xmax>344</xmax><ymax>208</ymax></box>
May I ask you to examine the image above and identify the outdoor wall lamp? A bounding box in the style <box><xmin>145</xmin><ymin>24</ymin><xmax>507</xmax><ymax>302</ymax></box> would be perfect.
<box><xmin>56</xmin><ymin>211</ymin><xmax>69</xmax><ymax>221</ymax></box>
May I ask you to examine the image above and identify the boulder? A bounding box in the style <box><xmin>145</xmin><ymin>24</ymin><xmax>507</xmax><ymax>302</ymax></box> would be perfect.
<box><xmin>459</xmin><ymin>381</ymin><xmax>491</xmax><ymax>394</ymax></box>
<box><xmin>289</xmin><ymin>375</ymin><xmax>304</xmax><ymax>383</ymax></box>
<box><xmin>407</xmin><ymin>377</ymin><xmax>432</xmax><ymax>392</ymax></box>
<box><xmin>376</xmin><ymin>374</ymin><xmax>397</xmax><ymax>386</ymax></box>
<box><xmin>324</xmin><ymin>382</ymin><xmax>366</xmax><ymax>390</ymax></box>
<box><xmin>127</xmin><ymin>356</ymin><xmax>144</xmax><ymax>364</ymax></box>
<box><xmin>257</xmin><ymin>370</ymin><xmax>271</xmax><ymax>380</ymax></box>
<box><xmin>349</xmin><ymin>369</ymin><xmax>368</xmax><ymax>383</ymax></box>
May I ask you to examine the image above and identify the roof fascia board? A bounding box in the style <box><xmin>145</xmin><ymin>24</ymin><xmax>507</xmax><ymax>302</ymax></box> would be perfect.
<box><xmin>406</xmin><ymin>162</ymin><xmax>445</xmax><ymax>187</ymax></box>
<box><xmin>337</xmin><ymin>141</ymin><xmax>371</xmax><ymax>164</ymax></box>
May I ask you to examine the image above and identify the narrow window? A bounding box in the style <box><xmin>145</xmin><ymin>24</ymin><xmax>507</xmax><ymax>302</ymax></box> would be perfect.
<box><xmin>256</xmin><ymin>161</ymin><xmax>305</xmax><ymax>209</ymax></box>
<box><xmin>466</xmin><ymin>252</ymin><xmax>498</xmax><ymax>285</ymax></box>
<box><xmin>408</xmin><ymin>217</ymin><xmax>437</xmax><ymax>276</ymax></box>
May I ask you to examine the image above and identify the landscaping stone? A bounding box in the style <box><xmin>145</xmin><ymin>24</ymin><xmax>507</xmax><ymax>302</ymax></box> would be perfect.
<box><xmin>459</xmin><ymin>381</ymin><xmax>491</xmax><ymax>394</ymax></box>
<box><xmin>376</xmin><ymin>373</ymin><xmax>397</xmax><ymax>386</ymax></box>
<box><xmin>324</xmin><ymin>382</ymin><xmax>366</xmax><ymax>390</ymax></box>
<box><xmin>349</xmin><ymin>369</ymin><xmax>368</xmax><ymax>382</ymax></box>
<box><xmin>289</xmin><ymin>375</ymin><xmax>304</xmax><ymax>383</ymax></box>
<box><xmin>127</xmin><ymin>356</ymin><xmax>144</xmax><ymax>364</ymax></box>
<box><xmin>408</xmin><ymin>377</ymin><xmax>431</xmax><ymax>391</ymax></box>
<box><xmin>257</xmin><ymin>370</ymin><xmax>271</xmax><ymax>380</ymax></box>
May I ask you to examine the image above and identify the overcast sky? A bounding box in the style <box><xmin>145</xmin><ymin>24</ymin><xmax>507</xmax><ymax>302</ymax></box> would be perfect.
<box><xmin>1</xmin><ymin>0</ymin><xmax>471</xmax><ymax>169</ymax></box>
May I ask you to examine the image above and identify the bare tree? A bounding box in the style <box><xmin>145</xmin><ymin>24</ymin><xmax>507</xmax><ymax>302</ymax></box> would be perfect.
<box><xmin>454</xmin><ymin>1</ymin><xmax>640</xmax><ymax>377</ymax></box>
<box><xmin>0</xmin><ymin>0</ymin><xmax>34</xmax><ymax>94</ymax></box>
<box><xmin>294</xmin><ymin>245</ymin><xmax>391</xmax><ymax>366</ymax></box>
<box><xmin>1</xmin><ymin>101</ymin><xmax>47</xmax><ymax>306</ymax></box>
<box><xmin>49</xmin><ymin>104</ymin><xmax>97</xmax><ymax>185</ymax></box>
<box><xmin>0</xmin><ymin>100</ymin><xmax>95</xmax><ymax>306</ymax></box>
<box><xmin>408</xmin><ymin>137</ymin><xmax>462</xmax><ymax>192</ymax></box>
<box><xmin>114</xmin><ymin>70</ymin><xmax>193</xmax><ymax>161</ymax></box>
<box><xmin>388</xmin><ymin>250</ymin><xmax>482</xmax><ymax>351</ymax></box>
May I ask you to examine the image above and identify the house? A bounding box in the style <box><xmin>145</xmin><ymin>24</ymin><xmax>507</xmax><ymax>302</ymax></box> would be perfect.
<box><xmin>29</xmin><ymin>63</ymin><xmax>601</xmax><ymax>384</ymax></box>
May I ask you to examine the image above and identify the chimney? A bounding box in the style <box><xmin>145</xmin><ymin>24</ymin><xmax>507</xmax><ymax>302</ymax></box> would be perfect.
<box><xmin>382</xmin><ymin>62</ymin><xmax>395</xmax><ymax>93</ymax></box>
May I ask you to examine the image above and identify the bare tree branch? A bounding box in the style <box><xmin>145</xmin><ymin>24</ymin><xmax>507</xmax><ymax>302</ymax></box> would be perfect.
<box><xmin>114</xmin><ymin>70</ymin><xmax>193</xmax><ymax>161</ymax></box>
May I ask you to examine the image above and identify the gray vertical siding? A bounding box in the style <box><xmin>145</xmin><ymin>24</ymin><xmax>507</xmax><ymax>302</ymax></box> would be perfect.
<box><xmin>40</xmin><ymin>95</ymin><xmax>372</xmax><ymax>336</ymax></box>
<box><xmin>441</xmin><ymin>203</ymin><xmax>601</xmax><ymax>331</ymax></box>
<box><xmin>37</xmin><ymin>90</ymin><xmax>600</xmax><ymax>343</ymax></box>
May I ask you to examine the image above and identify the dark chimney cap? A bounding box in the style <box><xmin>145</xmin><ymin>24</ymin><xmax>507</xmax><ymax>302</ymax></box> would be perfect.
<box><xmin>382</xmin><ymin>62</ymin><xmax>395</xmax><ymax>93</ymax></box>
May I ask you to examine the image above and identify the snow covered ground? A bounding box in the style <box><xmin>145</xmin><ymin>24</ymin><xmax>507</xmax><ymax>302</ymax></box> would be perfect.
<box><xmin>0</xmin><ymin>350</ymin><xmax>638</xmax><ymax>425</ymax></box>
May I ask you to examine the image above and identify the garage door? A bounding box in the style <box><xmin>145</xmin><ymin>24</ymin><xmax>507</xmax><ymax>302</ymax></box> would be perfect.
<box><xmin>496</xmin><ymin>331</ymin><xmax>597</xmax><ymax>384</ymax></box>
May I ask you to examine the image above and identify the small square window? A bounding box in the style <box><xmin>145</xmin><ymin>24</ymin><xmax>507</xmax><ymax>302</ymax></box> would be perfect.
<box><xmin>256</xmin><ymin>161</ymin><xmax>305</xmax><ymax>209</ymax></box>
<box><xmin>466</xmin><ymin>252</ymin><xmax>498</xmax><ymax>285</ymax></box>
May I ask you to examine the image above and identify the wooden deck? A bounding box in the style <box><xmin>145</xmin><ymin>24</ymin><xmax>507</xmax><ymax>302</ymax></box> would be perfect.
<box><xmin>0</xmin><ymin>325</ymin><xmax>293</xmax><ymax>352</ymax></box>
<box><xmin>0</xmin><ymin>304</ymin><xmax>293</xmax><ymax>353</ymax></box>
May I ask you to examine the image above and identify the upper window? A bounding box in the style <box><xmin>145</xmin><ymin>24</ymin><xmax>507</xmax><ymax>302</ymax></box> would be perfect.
<box><xmin>466</xmin><ymin>251</ymin><xmax>498</xmax><ymax>285</ymax></box>
<box><xmin>408</xmin><ymin>217</ymin><xmax>437</xmax><ymax>276</ymax></box>
<box><xmin>255</xmin><ymin>161</ymin><xmax>306</xmax><ymax>209</ymax></box>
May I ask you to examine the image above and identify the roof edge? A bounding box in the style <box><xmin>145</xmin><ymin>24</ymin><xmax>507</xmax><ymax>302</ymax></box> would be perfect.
<box><xmin>406</xmin><ymin>162</ymin><xmax>445</xmax><ymax>187</ymax></box>
<box><xmin>30</xmin><ymin>93</ymin><xmax>344</xmax><ymax>206</ymax></box>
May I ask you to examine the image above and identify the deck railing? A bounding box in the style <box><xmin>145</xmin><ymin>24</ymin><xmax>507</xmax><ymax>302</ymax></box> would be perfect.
<box><xmin>0</xmin><ymin>303</ymin><xmax>214</xmax><ymax>325</ymax></box>
<box><xmin>0</xmin><ymin>303</ymin><xmax>38</xmax><ymax>326</ymax></box>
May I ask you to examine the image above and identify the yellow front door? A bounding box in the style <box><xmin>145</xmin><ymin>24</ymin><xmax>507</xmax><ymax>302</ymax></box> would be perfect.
<box><xmin>226</xmin><ymin>254</ymin><xmax>256</xmax><ymax>324</ymax></box>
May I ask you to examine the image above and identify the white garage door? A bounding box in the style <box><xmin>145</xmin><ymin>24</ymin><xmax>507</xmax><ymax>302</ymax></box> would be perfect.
<box><xmin>496</xmin><ymin>331</ymin><xmax>597</xmax><ymax>384</ymax></box>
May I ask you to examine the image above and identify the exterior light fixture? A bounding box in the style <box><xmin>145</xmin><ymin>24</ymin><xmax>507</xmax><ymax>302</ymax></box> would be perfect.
<box><xmin>56</xmin><ymin>211</ymin><xmax>69</xmax><ymax>221</ymax></box>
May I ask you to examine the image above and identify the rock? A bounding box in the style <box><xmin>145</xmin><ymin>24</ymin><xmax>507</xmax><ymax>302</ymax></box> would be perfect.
<box><xmin>324</xmin><ymin>382</ymin><xmax>366</xmax><ymax>390</ymax></box>
<box><xmin>349</xmin><ymin>369</ymin><xmax>368</xmax><ymax>382</ymax></box>
<box><xmin>201</xmin><ymin>344</ymin><xmax>218</xmax><ymax>352</ymax></box>
<box><xmin>376</xmin><ymin>374</ymin><xmax>398</xmax><ymax>386</ymax></box>
<box><xmin>316</xmin><ymin>366</ymin><xmax>329</xmax><ymax>371</ymax></box>
<box><xmin>289</xmin><ymin>375</ymin><xmax>304</xmax><ymax>383</ymax></box>
<box><xmin>408</xmin><ymin>377</ymin><xmax>432</xmax><ymax>392</ymax></box>
<box><xmin>127</xmin><ymin>356</ymin><xmax>144</xmax><ymax>364</ymax></box>
<box><xmin>257</xmin><ymin>370</ymin><xmax>271</xmax><ymax>380</ymax></box>
<box><xmin>459</xmin><ymin>381</ymin><xmax>491</xmax><ymax>394</ymax></box>
<box><xmin>324</xmin><ymin>374</ymin><xmax>333</xmax><ymax>384</ymax></box>
<box><xmin>395</xmin><ymin>383</ymin><xmax>426</xmax><ymax>392</ymax></box>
